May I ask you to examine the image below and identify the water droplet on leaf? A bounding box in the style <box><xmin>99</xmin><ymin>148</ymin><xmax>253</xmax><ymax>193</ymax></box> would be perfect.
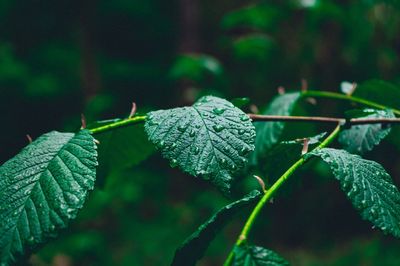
<box><xmin>177</xmin><ymin>124</ymin><xmax>187</xmax><ymax>132</ymax></box>
<box><xmin>213</xmin><ymin>108</ymin><xmax>226</xmax><ymax>115</ymax></box>
<box><xmin>240</xmin><ymin>114</ymin><xmax>250</xmax><ymax>121</ymax></box>
<box><xmin>213</xmin><ymin>125</ymin><xmax>224</xmax><ymax>132</ymax></box>
<box><xmin>170</xmin><ymin>159</ymin><xmax>178</xmax><ymax>168</ymax></box>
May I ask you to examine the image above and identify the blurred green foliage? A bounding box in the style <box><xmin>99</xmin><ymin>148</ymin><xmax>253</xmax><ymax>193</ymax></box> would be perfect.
<box><xmin>1</xmin><ymin>0</ymin><xmax>400</xmax><ymax>265</ymax></box>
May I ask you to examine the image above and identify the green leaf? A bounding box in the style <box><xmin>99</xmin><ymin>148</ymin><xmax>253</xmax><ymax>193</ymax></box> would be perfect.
<box><xmin>171</xmin><ymin>190</ymin><xmax>261</xmax><ymax>266</ymax></box>
<box><xmin>353</xmin><ymin>80</ymin><xmax>400</xmax><ymax>110</ymax></box>
<box><xmin>0</xmin><ymin>130</ymin><xmax>98</xmax><ymax>265</ymax></box>
<box><xmin>255</xmin><ymin>132</ymin><xmax>326</xmax><ymax>185</ymax></box>
<box><xmin>145</xmin><ymin>96</ymin><xmax>256</xmax><ymax>194</ymax></box>
<box><xmin>95</xmin><ymin>123</ymin><xmax>155</xmax><ymax>181</ymax></box>
<box><xmin>308</xmin><ymin>148</ymin><xmax>400</xmax><ymax>237</ymax></box>
<box><xmin>338</xmin><ymin>109</ymin><xmax>395</xmax><ymax>154</ymax></box>
<box><xmin>252</xmin><ymin>92</ymin><xmax>301</xmax><ymax>164</ymax></box>
<box><xmin>233</xmin><ymin>245</ymin><xmax>289</xmax><ymax>266</ymax></box>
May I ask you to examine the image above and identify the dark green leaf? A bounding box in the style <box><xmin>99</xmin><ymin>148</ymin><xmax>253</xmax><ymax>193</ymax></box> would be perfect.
<box><xmin>353</xmin><ymin>80</ymin><xmax>400</xmax><ymax>110</ymax></box>
<box><xmin>95</xmin><ymin>123</ymin><xmax>155</xmax><ymax>180</ymax></box>
<box><xmin>0</xmin><ymin>130</ymin><xmax>98</xmax><ymax>265</ymax></box>
<box><xmin>171</xmin><ymin>190</ymin><xmax>261</xmax><ymax>266</ymax></box>
<box><xmin>251</xmin><ymin>92</ymin><xmax>301</xmax><ymax>164</ymax></box>
<box><xmin>256</xmin><ymin>132</ymin><xmax>326</xmax><ymax>184</ymax></box>
<box><xmin>233</xmin><ymin>245</ymin><xmax>289</xmax><ymax>266</ymax></box>
<box><xmin>309</xmin><ymin>148</ymin><xmax>400</xmax><ymax>237</ymax></box>
<box><xmin>145</xmin><ymin>96</ymin><xmax>256</xmax><ymax>194</ymax></box>
<box><xmin>339</xmin><ymin>109</ymin><xmax>394</xmax><ymax>154</ymax></box>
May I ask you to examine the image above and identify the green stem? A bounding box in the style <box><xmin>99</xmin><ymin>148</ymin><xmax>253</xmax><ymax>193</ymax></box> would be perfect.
<box><xmin>302</xmin><ymin>90</ymin><xmax>400</xmax><ymax>116</ymax></box>
<box><xmin>89</xmin><ymin>115</ymin><xmax>147</xmax><ymax>135</ymax></box>
<box><xmin>223</xmin><ymin>124</ymin><xmax>341</xmax><ymax>266</ymax></box>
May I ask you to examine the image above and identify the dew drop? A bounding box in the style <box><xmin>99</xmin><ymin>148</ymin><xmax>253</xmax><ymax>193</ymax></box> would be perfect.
<box><xmin>231</xmin><ymin>164</ymin><xmax>237</xmax><ymax>171</ymax></box>
<box><xmin>213</xmin><ymin>125</ymin><xmax>225</xmax><ymax>132</ymax></box>
<box><xmin>27</xmin><ymin>236</ymin><xmax>35</xmax><ymax>244</ymax></box>
<box><xmin>220</xmin><ymin>158</ymin><xmax>226</xmax><ymax>165</ymax></box>
<box><xmin>238</xmin><ymin>129</ymin><xmax>245</xmax><ymax>135</ymax></box>
<box><xmin>158</xmin><ymin>140</ymin><xmax>165</xmax><ymax>148</ymax></box>
<box><xmin>189</xmin><ymin>129</ymin><xmax>196</xmax><ymax>137</ymax></box>
<box><xmin>177</xmin><ymin>124</ymin><xmax>187</xmax><ymax>132</ymax></box>
<box><xmin>193</xmin><ymin>147</ymin><xmax>200</xmax><ymax>155</ymax></box>
<box><xmin>50</xmin><ymin>225</ymin><xmax>56</xmax><ymax>231</ymax></box>
<box><xmin>213</xmin><ymin>108</ymin><xmax>226</xmax><ymax>115</ymax></box>
<box><xmin>148</xmin><ymin>120</ymin><xmax>159</xmax><ymax>126</ymax></box>
<box><xmin>170</xmin><ymin>159</ymin><xmax>178</xmax><ymax>168</ymax></box>
<box><xmin>223</xmin><ymin>146</ymin><xmax>229</xmax><ymax>152</ymax></box>
<box><xmin>361</xmin><ymin>200</ymin><xmax>367</xmax><ymax>207</ymax></box>
<box><xmin>239</xmin><ymin>146</ymin><xmax>249</xmax><ymax>156</ymax></box>
<box><xmin>170</xmin><ymin>143</ymin><xmax>177</xmax><ymax>150</ymax></box>
<box><xmin>240</xmin><ymin>114</ymin><xmax>250</xmax><ymax>121</ymax></box>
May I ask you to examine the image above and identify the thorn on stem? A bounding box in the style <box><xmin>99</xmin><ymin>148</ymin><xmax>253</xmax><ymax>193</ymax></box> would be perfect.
<box><xmin>301</xmin><ymin>138</ymin><xmax>310</xmax><ymax>155</ymax></box>
<box><xmin>26</xmin><ymin>134</ymin><xmax>32</xmax><ymax>144</ymax></box>
<box><xmin>301</xmin><ymin>78</ymin><xmax>308</xmax><ymax>92</ymax></box>
<box><xmin>249</xmin><ymin>104</ymin><xmax>259</xmax><ymax>114</ymax></box>
<box><xmin>81</xmin><ymin>114</ymin><xmax>87</xmax><ymax>129</ymax></box>
<box><xmin>129</xmin><ymin>102</ymin><xmax>137</xmax><ymax>118</ymax></box>
<box><xmin>253</xmin><ymin>175</ymin><xmax>266</xmax><ymax>192</ymax></box>
<box><xmin>277</xmin><ymin>86</ymin><xmax>285</xmax><ymax>95</ymax></box>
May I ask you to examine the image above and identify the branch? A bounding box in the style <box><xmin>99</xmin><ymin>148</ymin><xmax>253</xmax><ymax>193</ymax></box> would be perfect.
<box><xmin>223</xmin><ymin>124</ymin><xmax>342</xmax><ymax>266</ymax></box>
<box><xmin>302</xmin><ymin>90</ymin><xmax>400</xmax><ymax>116</ymax></box>
<box><xmin>248</xmin><ymin>114</ymin><xmax>400</xmax><ymax>126</ymax></box>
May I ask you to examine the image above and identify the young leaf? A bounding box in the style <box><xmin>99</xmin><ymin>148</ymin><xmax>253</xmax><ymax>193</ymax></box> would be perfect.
<box><xmin>233</xmin><ymin>245</ymin><xmax>289</xmax><ymax>266</ymax></box>
<box><xmin>338</xmin><ymin>109</ymin><xmax>395</xmax><ymax>154</ymax></box>
<box><xmin>252</xmin><ymin>92</ymin><xmax>301</xmax><ymax>163</ymax></box>
<box><xmin>145</xmin><ymin>96</ymin><xmax>256</xmax><ymax>194</ymax></box>
<box><xmin>308</xmin><ymin>148</ymin><xmax>400</xmax><ymax>237</ymax></box>
<box><xmin>95</xmin><ymin>123</ymin><xmax>155</xmax><ymax>181</ymax></box>
<box><xmin>0</xmin><ymin>130</ymin><xmax>98</xmax><ymax>265</ymax></box>
<box><xmin>171</xmin><ymin>190</ymin><xmax>261</xmax><ymax>266</ymax></box>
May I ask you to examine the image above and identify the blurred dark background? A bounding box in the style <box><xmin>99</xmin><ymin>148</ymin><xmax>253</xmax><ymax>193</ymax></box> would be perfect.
<box><xmin>1</xmin><ymin>0</ymin><xmax>400</xmax><ymax>265</ymax></box>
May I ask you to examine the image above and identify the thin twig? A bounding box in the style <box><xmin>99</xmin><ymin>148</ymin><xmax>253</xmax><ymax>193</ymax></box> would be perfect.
<box><xmin>248</xmin><ymin>114</ymin><xmax>400</xmax><ymax>126</ymax></box>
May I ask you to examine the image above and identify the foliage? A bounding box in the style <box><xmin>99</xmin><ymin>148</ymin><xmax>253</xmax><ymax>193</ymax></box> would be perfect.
<box><xmin>308</xmin><ymin>148</ymin><xmax>400</xmax><ymax>237</ymax></box>
<box><xmin>2</xmin><ymin>1</ymin><xmax>400</xmax><ymax>265</ymax></box>
<box><xmin>338</xmin><ymin>109</ymin><xmax>395</xmax><ymax>154</ymax></box>
<box><xmin>251</xmin><ymin>92</ymin><xmax>300</xmax><ymax>164</ymax></box>
<box><xmin>0</xmin><ymin>130</ymin><xmax>97</xmax><ymax>265</ymax></box>
<box><xmin>145</xmin><ymin>96</ymin><xmax>256</xmax><ymax>194</ymax></box>
<box><xmin>172</xmin><ymin>190</ymin><xmax>261</xmax><ymax>266</ymax></box>
<box><xmin>233</xmin><ymin>245</ymin><xmax>289</xmax><ymax>266</ymax></box>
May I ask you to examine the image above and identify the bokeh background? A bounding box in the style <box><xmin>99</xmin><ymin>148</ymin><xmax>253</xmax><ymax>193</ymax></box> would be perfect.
<box><xmin>1</xmin><ymin>0</ymin><xmax>400</xmax><ymax>265</ymax></box>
